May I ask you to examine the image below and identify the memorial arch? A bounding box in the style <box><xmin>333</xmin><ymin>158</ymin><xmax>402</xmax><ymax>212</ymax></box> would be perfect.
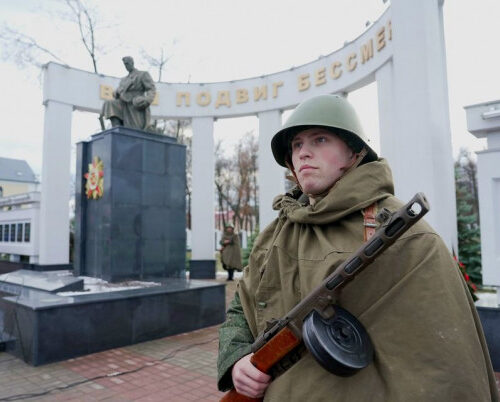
<box><xmin>39</xmin><ymin>0</ymin><xmax>456</xmax><ymax>275</ymax></box>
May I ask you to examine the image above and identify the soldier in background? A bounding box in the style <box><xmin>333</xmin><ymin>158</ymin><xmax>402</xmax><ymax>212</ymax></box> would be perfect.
<box><xmin>220</xmin><ymin>225</ymin><xmax>242</xmax><ymax>281</ymax></box>
<box><xmin>101</xmin><ymin>56</ymin><xmax>156</xmax><ymax>130</ymax></box>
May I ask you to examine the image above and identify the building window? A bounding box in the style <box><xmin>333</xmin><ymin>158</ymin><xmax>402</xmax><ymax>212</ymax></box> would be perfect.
<box><xmin>17</xmin><ymin>223</ymin><xmax>23</xmax><ymax>242</ymax></box>
<box><xmin>0</xmin><ymin>225</ymin><xmax>3</xmax><ymax>241</ymax></box>
<box><xmin>4</xmin><ymin>225</ymin><xmax>9</xmax><ymax>242</ymax></box>
<box><xmin>24</xmin><ymin>223</ymin><xmax>30</xmax><ymax>242</ymax></box>
<box><xmin>10</xmin><ymin>224</ymin><xmax>15</xmax><ymax>242</ymax></box>
<box><xmin>0</xmin><ymin>186</ymin><xmax>3</xmax><ymax>197</ymax></box>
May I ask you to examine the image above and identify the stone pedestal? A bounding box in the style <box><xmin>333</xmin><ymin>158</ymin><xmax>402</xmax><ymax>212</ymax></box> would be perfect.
<box><xmin>0</xmin><ymin>276</ymin><xmax>224</xmax><ymax>366</ymax></box>
<box><xmin>189</xmin><ymin>260</ymin><xmax>216</xmax><ymax>280</ymax></box>
<box><xmin>476</xmin><ymin>306</ymin><xmax>500</xmax><ymax>371</ymax></box>
<box><xmin>74</xmin><ymin>127</ymin><xmax>186</xmax><ymax>282</ymax></box>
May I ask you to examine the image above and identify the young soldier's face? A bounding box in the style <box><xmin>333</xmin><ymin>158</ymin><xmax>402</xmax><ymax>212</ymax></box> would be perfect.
<box><xmin>291</xmin><ymin>128</ymin><xmax>355</xmax><ymax>195</ymax></box>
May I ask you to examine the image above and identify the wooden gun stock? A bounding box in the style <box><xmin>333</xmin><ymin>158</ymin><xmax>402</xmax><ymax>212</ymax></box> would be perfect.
<box><xmin>220</xmin><ymin>327</ymin><xmax>301</xmax><ymax>402</ymax></box>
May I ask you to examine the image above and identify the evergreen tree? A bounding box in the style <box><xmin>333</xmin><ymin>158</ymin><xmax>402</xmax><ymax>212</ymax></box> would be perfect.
<box><xmin>455</xmin><ymin>149</ymin><xmax>482</xmax><ymax>285</ymax></box>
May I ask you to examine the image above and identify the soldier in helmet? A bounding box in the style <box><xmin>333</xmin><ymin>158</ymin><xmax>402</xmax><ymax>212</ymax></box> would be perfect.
<box><xmin>220</xmin><ymin>224</ymin><xmax>243</xmax><ymax>281</ymax></box>
<box><xmin>217</xmin><ymin>95</ymin><xmax>497</xmax><ymax>401</ymax></box>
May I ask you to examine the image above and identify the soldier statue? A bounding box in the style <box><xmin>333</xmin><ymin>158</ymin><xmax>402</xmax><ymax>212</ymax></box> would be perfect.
<box><xmin>101</xmin><ymin>56</ymin><xmax>156</xmax><ymax>130</ymax></box>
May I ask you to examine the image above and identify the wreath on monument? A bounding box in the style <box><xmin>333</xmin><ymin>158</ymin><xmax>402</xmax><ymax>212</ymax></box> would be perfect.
<box><xmin>84</xmin><ymin>156</ymin><xmax>104</xmax><ymax>199</ymax></box>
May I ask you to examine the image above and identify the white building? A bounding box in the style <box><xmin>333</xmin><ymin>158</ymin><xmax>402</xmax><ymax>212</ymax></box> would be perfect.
<box><xmin>0</xmin><ymin>192</ymin><xmax>40</xmax><ymax>263</ymax></box>
<box><xmin>0</xmin><ymin>157</ymin><xmax>41</xmax><ymax>263</ymax></box>
<box><xmin>0</xmin><ymin>157</ymin><xmax>39</xmax><ymax>197</ymax></box>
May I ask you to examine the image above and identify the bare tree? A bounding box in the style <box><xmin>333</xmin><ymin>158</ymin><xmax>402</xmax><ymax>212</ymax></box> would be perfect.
<box><xmin>61</xmin><ymin>0</ymin><xmax>106</xmax><ymax>128</ymax></box>
<box><xmin>63</xmin><ymin>0</ymin><xmax>101</xmax><ymax>73</ymax></box>
<box><xmin>242</xmin><ymin>133</ymin><xmax>259</xmax><ymax>229</ymax></box>
<box><xmin>141</xmin><ymin>46</ymin><xmax>174</xmax><ymax>82</ymax></box>
<box><xmin>1</xmin><ymin>0</ymin><xmax>104</xmax><ymax>73</ymax></box>
<box><xmin>1</xmin><ymin>0</ymin><xmax>106</xmax><ymax>127</ymax></box>
<box><xmin>150</xmin><ymin>119</ymin><xmax>190</xmax><ymax>139</ymax></box>
<box><xmin>214</xmin><ymin>132</ymin><xmax>259</xmax><ymax>232</ymax></box>
<box><xmin>141</xmin><ymin>43</ymin><xmax>192</xmax><ymax>137</ymax></box>
<box><xmin>215</xmin><ymin>141</ymin><xmax>230</xmax><ymax>230</ymax></box>
<box><xmin>0</xmin><ymin>25</ymin><xmax>68</xmax><ymax>68</ymax></box>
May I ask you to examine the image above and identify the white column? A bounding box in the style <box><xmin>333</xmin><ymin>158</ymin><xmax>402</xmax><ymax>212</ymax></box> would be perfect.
<box><xmin>191</xmin><ymin>117</ymin><xmax>215</xmax><ymax>261</ymax></box>
<box><xmin>258</xmin><ymin>110</ymin><xmax>284</xmax><ymax>230</ymax></box>
<box><xmin>465</xmin><ymin>100</ymin><xmax>500</xmax><ymax>289</ymax></box>
<box><xmin>376</xmin><ymin>61</ymin><xmax>395</xmax><ymax>159</ymax></box>
<box><xmin>39</xmin><ymin>100</ymin><xmax>73</xmax><ymax>264</ymax></box>
<box><xmin>384</xmin><ymin>0</ymin><xmax>457</xmax><ymax>249</ymax></box>
<box><xmin>476</xmin><ymin>135</ymin><xmax>500</xmax><ymax>288</ymax></box>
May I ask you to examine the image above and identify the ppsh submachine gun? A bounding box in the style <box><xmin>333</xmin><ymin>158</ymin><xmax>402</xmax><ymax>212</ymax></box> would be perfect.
<box><xmin>221</xmin><ymin>193</ymin><xmax>430</xmax><ymax>402</ymax></box>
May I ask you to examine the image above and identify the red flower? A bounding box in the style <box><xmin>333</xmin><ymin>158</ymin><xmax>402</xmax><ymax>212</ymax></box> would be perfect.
<box><xmin>464</xmin><ymin>273</ymin><xmax>470</xmax><ymax>281</ymax></box>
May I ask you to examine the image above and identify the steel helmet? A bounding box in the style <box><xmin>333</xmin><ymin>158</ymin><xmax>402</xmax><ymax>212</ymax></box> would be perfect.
<box><xmin>271</xmin><ymin>95</ymin><xmax>378</xmax><ymax>167</ymax></box>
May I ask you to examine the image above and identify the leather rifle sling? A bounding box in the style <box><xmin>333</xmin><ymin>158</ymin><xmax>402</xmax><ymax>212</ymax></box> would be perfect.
<box><xmin>363</xmin><ymin>203</ymin><xmax>377</xmax><ymax>242</ymax></box>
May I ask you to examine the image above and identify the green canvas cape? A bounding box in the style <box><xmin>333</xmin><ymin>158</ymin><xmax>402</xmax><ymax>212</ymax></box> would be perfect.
<box><xmin>218</xmin><ymin>159</ymin><xmax>497</xmax><ymax>401</ymax></box>
<box><xmin>220</xmin><ymin>231</ymin><xmax>243</xmax><ymax>270</ymax></box>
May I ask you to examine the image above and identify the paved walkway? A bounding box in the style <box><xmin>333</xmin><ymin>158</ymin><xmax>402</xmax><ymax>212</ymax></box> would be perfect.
<box><xmin>0</xmin><ymin>278</ymin><xmax>237</xmax><ymax>402</ymax></box>
<box><xmin>1</xmin><ymin>276</ymin><xmax>499</xmax><ymax>401</ymax></box>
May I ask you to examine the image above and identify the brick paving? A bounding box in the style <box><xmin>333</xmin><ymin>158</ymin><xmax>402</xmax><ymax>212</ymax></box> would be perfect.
<box><xmin>1</xmin><ymin>276</ymin><xmax>499</xmax><ymax>401</ymax></box>
<box><xmin>0</xmin><ymin>277</ymin><xmax>237</xmax><ymax>402</ymax></box>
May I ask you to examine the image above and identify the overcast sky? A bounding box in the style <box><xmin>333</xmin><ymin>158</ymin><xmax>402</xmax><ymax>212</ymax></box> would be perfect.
<box><xmin>0</xmin><ymin>0</ymin><xmax>498</xmax><ymax>177</ymax></box>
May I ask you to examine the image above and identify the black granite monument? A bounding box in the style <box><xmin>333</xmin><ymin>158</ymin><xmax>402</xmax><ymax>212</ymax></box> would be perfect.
<box><xmin>0</xmin><ymin>126</ymin><xmax>226</xmax><ymax>366</ymax></box>
<box><xmin>74</xmin><ymin>126</ymin><xmax>186</xmax><ymax>281</ymax></box>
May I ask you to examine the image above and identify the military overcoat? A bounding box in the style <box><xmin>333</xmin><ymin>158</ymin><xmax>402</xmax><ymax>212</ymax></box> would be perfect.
<box><xmin>220</xmin><ymin>231</ymin><xmax>243</xmax><ymax>271</ymax></box>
